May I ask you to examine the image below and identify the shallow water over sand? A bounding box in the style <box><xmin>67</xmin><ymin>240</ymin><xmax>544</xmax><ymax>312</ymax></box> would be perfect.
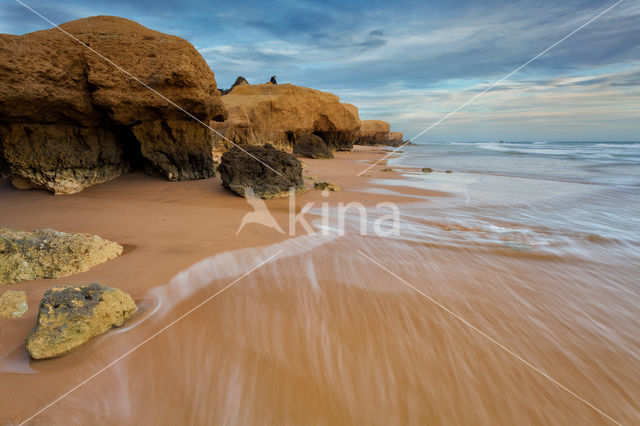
<box><xmin>26</xmin><ymin>227</ymin><xmax>639</xmax><ymax>425</ymax></box>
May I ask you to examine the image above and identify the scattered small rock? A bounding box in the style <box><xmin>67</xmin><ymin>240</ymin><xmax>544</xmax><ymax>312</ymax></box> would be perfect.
<box><xmin>422</xmin><ymin>167</ymin><xmax>433</xmax><ymax>173</ymax></box>
<box><xmin>0</xmin><ymin>228</ymin><xmax>123</xmax><ymax>285</ymax></box>
<box><xmin>381</xmin><ymin>168</ymin><xmax>395</xmax><ymax>172</ymax></box>
<box><xmin>26</xmin><ymin>283</ymin><xmax>136</xmax><ymax>359</ymax></box>
<box><xmin>0</xmin><ymin>290</ymin><xmax>28</xmax><ymax>319</ymax></box>
<box><xmin>314</xmin><ymin>182</ymin><xmax>341</xmax><ymax>191</ymax></box>
<box><xmin>218</xmin><ymin>144</ymin><xmax>305</xmax><ymax>199</ymax></box>
<box><xmin>445</xmin><ymin>170</ymin><xmax>453</xmax><ymax>173</ymax></box>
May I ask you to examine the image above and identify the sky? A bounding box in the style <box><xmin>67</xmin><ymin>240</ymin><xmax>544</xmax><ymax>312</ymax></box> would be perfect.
<box><xmin>1</xmin><ymin>0</ymin><xmax>639</xmax><ymax>142</ymax></box>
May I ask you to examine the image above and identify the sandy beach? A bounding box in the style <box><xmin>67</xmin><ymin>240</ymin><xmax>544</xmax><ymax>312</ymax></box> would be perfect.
<box><xmin>1</xmin><ymin>144</ymin><xmax>638</xmax><ymax>425</ymax></box>
<box><xmin>0</xmin><ymin>146</ymin><xmax>434</xmax><ymax>423</ymax></box>
<box><xmin>1</xmin><ymin>8</ymin><xmax>639</xmax><ymax>424</ymax></box>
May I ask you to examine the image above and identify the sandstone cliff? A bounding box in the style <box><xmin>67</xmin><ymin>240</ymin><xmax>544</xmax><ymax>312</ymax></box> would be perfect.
<box><xmin>355</xmin><ymin>120</ymin><xmax>404</xmax><ymax>146</ymax></box>
<box><xmin>211</xmin><ymin>83</ymin><xmax>360</xmax><ymax>152</ymax></box>
<box><xmin>0</xmin><ymin>16</ymin><xmax>227</xmax><ymax>194</ymax></box>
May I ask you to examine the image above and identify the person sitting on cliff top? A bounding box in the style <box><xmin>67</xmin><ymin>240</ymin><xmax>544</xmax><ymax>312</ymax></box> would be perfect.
<box><xmin>270</xmin><ymin>75</ymin><xmax>277</xmax><ymax>85</ymax></box>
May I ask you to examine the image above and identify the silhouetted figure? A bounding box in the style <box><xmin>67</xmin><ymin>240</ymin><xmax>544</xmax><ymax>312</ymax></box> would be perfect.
<box><xmin>270</xmin><ymin>75</ymin><xmax>277</xmax><ymax>85</ymax></box>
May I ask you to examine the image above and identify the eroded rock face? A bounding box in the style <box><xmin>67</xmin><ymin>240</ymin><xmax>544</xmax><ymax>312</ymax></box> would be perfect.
<box><xmin>356</xmin><ymin>120</ymin><xmax>391</xmax><ymax>145</ymax></box>
<box><xmin>355</xmin><ymin>120</ymin><xmax>405</xmax><ymax>146</ymax></box>
<box><xmin>387</xmin><ymin>132</ymin><xmax>404</xmax><ymax>147</ymax></box>
<box><xmin>293</xmin><ymin>134</ymin><xmax>333</xmax><ymax>159</ymax></box>
<box><xmin>211</xmin><ymin>83</ymin><xmax>360</xmax><ymax>152</ymax></box>
<box><xmin>0</xmin><ymin>290</ymin><xmax>28</xmax><ymax>319</ymax></box>
<box><xmin>0</xmin><ymin>228</ymin><xmax>122</xmax><ymax>285</ymax></box>
<box><xmin>218</xmin><ymin>144</ymin><xmax>305</xmax><ymax>198</ymax></box>
<box><xmin>0</xmin><ymin>124</ymin><xmax>129</xmax><ymax>194</ymax></box>
<box><xmin>26</xmin><ymin>283</ymin><xmax>136</xmax><ymax>359</ymax></box>
<box><xmin>0</xmin><ymin>16</ymin><xmax>227</xmax><ymax>194</ymax></box>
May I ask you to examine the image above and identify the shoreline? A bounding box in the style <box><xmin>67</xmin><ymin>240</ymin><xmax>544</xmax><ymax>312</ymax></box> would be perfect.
<box><xmin>1</xmin><ymin>145</ymin><xmax>639</xmax><ymax>424</ymax></box>
<box><xmin>0</xmin><ymin>145</ymin><xmax>443</xmax><ymax>422</ymax></box>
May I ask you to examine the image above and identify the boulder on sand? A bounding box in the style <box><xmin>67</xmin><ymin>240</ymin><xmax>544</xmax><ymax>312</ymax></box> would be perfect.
<box><xmin>314</xmin><ymin>181</ymin><xmax>341</xmax><ymax>191</ymax></box>
<box><xmin>293</xmin><ymin>134</ymin><xmax>333</xmax><ymax>159</ymax></box>
<box><xmin>218</xmin><ymin>144</ymin><xmax>305</xmax><ymax>199</ymax></box>
<box><xmin>0</xmin><ymin>228</ymin><xmax>122</xmax><ymax>285</ymax></box>
<box><xmin>26</xmin><ymin>283</ymin><xmax>136</xmax><ymax>359</ymax></box>
<box><xmin>0</xmin><ymin>16</ymin><xmax>227</xmax><ymax>194</ymax></box>
<box><xmin>211</xmin><ymin>83</ymin><xmax>360</xmax><ymax>152</ymax></box>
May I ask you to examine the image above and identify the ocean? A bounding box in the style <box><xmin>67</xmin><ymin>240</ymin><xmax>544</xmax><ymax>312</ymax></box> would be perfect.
<box><xmin>383</xmin><ymin>141</ymin><xmax>640</xmax><ymax>261</ymax></box>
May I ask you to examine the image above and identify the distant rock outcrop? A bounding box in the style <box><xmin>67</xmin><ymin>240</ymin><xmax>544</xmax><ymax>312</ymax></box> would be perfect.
<box><xmin>0</xmin><ymin>16</ymin><xmax>227</xmax><ymax>194</ymax></box>
<box><xmin>293</xmin><ymin>134</ymin><xmax>333</xmax><ymax>159</ymax></box>
<box><xmin>26</xmin><ymin>283</ymin><xmax>136</xmax><ymax>359</ymax></box>
<box><xmin>387</xmin><ymin>131</ymin><xmax>405</xmax><ymax>147</ymax></box>
<box><xmin>354</xmin><ymin>120</ymin><xmax>404</xmax><ymax>146</ymax></box>
<box><xmin>0</xmin><ymin>228</ymin><xmax>122</xmax><ymax>285</ymax></box>
<box><xmin>211</xmin><ymin>83</ymin><xmax>360</xmax><ymax>152</ymax></box>
<box><xmin>343</xmin><ymin>103</ymin><xmax>360</xmax><ymax>121</ymax></box>
<box><xmin>356</xmin><ymin>120</ymin><xmax>391</xmax><ymax>145</ymax></box>
<box><xmin>219</xmin><ymin>76</ymin><xmax>249</xmax><ymax>95</ymax></box>
<box><xmin>218</xmin><ymin>144</ymin><xmax>305</xmax><ymax>199</ymax></box>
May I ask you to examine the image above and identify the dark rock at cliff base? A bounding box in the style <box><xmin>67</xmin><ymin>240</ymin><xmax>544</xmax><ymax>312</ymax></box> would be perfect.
<box><xmin>293</xmin><ymin>134</ymin><xmax>334</xmax><ymax>159</ymax></box>
<box><xmin>0</xmin><ymin>16</ymin><xmax>227</xmax><ymax>194</ymax></box>
<box><xmin>26</xmin><ymin>283</ymin><xmax>136</xmax><ymax>359</ymax></box>
<box><xmin>218</xmin><ymin>144</ymin><xmax>305</xmax><ymax>198</ymax></box>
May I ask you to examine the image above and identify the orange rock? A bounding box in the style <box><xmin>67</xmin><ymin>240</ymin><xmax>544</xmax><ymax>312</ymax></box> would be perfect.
<box><xmin>212</xmin><ymin>83</ymin><xmax>360</xmax><ymax>152</ymax></box>
<box><xmin>0</xmin><ymin>16</ymin><xmax>227</xmax><ymax>193</ymax></box>
<box><xmin>356</xmin><ymin>120</ymin><xmax>391</xmax><ymax>145</ymax></box>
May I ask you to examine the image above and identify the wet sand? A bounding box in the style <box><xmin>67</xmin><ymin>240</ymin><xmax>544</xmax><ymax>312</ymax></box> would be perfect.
<box><xmin>1</xmin><ymin>146</ymin><xmax>638</xmax><ymax>425</ymax></box>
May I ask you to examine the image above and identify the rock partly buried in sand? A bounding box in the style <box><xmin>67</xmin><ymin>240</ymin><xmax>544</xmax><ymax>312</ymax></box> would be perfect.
<box><xmin>211</xmin><ymin>83</ymin><xmax>360</xmax><ymax>152</ymax></box>
<box><xmin>314</xmin><ymin>182</ymin><xmax>341</xmax><ymax>191</ymax></box>
<box><xmin>0</xmin><ymin>228</ymin><xmax>122</xmax><ymax>285</ymax></box>
<box><xmin>218</xmin><ymin>144</ymin><xmax>305</xmax><ymax>199</ymax></box>
<box><xmin>0</xmin><ymin>290</ymin><xmax>28</xmax><ymax>319</ymax></box>
<box><xmin>26</xmin><ymin>283</ymin><xmax>136</xmax><ymax>359</ymax></box>
<box><xmin>381</xmin><ymin>168</ymin><xmax>395</xmax><ymax>172</ymax></box>
<box><xmin>0</xmin><ymin>16</ymin><xmax>227</xmax><ymax>194</ymax></box>
<box><xmin>293</xmin><ymin>134</ymin><xmax>334</xmax><ymax>159</ymax></box>
<box><xmin>422</xmin><ymin>167</ymin><xmax>433</xmax><ymax>173</ymax></box>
